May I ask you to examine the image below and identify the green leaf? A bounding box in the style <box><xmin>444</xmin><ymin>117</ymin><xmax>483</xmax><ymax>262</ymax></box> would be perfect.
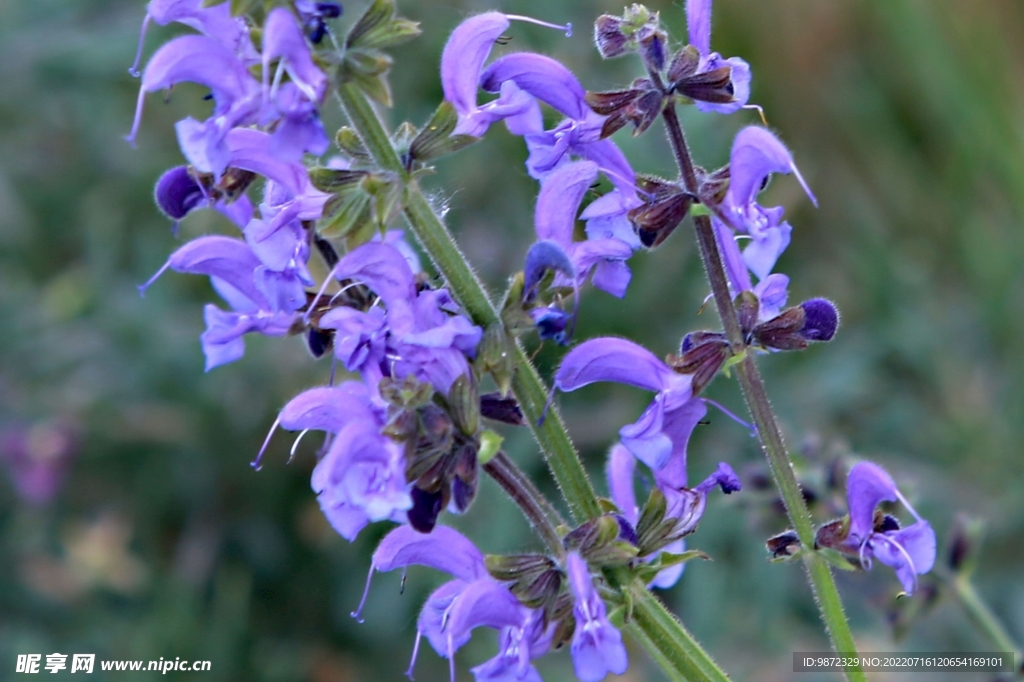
<box><xmin>357</xmin><ymin>18</ymin><xmax>422</xmax><ymax>50</ymax></box>
<box><xmin>346</xmin><ymin>0</ymin><xmax>394</xmax><ymax>49</ymax></box>
<box><xmin>317</xmin><ymin>191</ymin><xmax>371</xmax><ymax>239</ymax></box>
<box><xmin>409</xmin><ymin>101</ymin><xmax>479</xmax><ymax>164</ymax></box>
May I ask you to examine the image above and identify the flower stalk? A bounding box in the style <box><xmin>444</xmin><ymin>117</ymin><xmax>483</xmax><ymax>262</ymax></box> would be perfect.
<box><xmin>338</xmin><ymin>79</ymin><xmax>732</xmax><ymax>682</ymax></box>
<box><xmin>482</xmin><ymin>451</ymin><xmax>565</xmax><ymax>555</ymax></box>
<box><xmin>659</xmin><ymin>100</ymin><xmax>866</xmax><ymax>681</ymax></box>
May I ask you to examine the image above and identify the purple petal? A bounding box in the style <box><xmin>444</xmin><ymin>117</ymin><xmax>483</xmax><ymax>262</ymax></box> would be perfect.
<box><xmin>319</xmin><ymin>307</ymin><xmax>388</xmax><ymax>372</ymax></box>
<box><xmin>278</xmin><ymin>382</ymin><xmax>375</xmax><ymax>434</ymax></box>
<box><xmin>166</xmin><ymin>235</ymin><xmax>267</xmax><ymax>306</ymax></box>
<box><xmin>694</xmin><ymin>55</ymin><xmax>751</xmax><ymax>114</ymax></box>
<box><xmin>418</xmin><ymin>579</ymin><xmax>472</xmax><ymax>655</ymax></box>
<box><xmin>566</xmin><ymin>552</ymin><xmax>628</xmax><ymax>681</ymax></box>
<box><xmin>141</xmin><ymin>34</ymin><xmax>254</xmax><ymax>105</ymax></box>
<box><xmin>728</xmin><ymin>127</ymin><xmax>816</xmax><ymax>215</ymax></box>
<box><xmin>441</xmin><ymin>13</ymin><xmax>510</xmax><ymax>122</ymax></box>
<box><xmin>742</xmin><ymin>221</ymin><xmax>791</xmax><ymax>280</ymax></box>
<box><xmin>607</xmin><ymin>444</ymin><xmax>638</xmax><ymax>525</ymax></box>
<box><xmin>654</xmin><ymin>398</ymin><xmax>709</xmax><ymax>488</ymax></box>
<box><xmin>694</xmin><ymin>461</ymin><xmax>742</xmax><ymax>494</ymax></box>
<box><xmin>443</xmin><ymin>579</ymin><xmax>525</xmax><ymax>655</ymax></box>
<box><xmin>456</xmin><ymin>79</ymin><xmax>538</xmax><ymax>138</ymax></box>
<box><xmin>147</xmin><ymin>0</ymin><xmax>255</xmax><ymax>58</ymax></box>
<box><xmin>534</xmin><ymin>161</ymin><xmax>598</xmax><ymax>245</ymax></box>
<box><xmin>590</xmin><ymin>258</ymin><xmax>631</xmax><ymax>298</ymax></box>
<box><xmin>555</xmin><ymin>337</ymin><xmax>675</xmax><ymax>394</ymax></box>
<box><xmin>753</xmin><ymin>273</ymin><xmax>789</xmax><ymax>320</ymax></box>
<box><xmin>712</xmin><ymin>216</ymin><xmax>752</xmax><ymax>293</ymax></box>
<box><xmin>875</xmin><ymin>521</ymin><xmax>936</xmax><ymax>594</ymax></box>
<box><xmin>334</xmin><ymin>242</ymin><xmax>416</xmax><ymax>312</ymax></box>
<box><xmin>154</xmin><ymin>165</ymin><xmax>206</xmax><ymax>220</ymax></box>
<box><xmin>481</xmin><ymin>53</ymin><xmax>588</xmax><ymax>121</ymax></box>
<box><xmin>686</xmin><ymin>0</ymin><xmax>712</xmax><ymax>55</ymax></box>
<box><xmin>845</xmin><ymin>462</ymin><xmax>898</xmax><ymax>541</ymax></box>
<box><xmin>200</xmin><ymin>305</ymin><xmax>248</xmax><ymax>370</ymax></box>
<box><xmin>620</xmin><ymin>396</ymin><xmax>673</xmax><ymax>470</ymax></box>
<box><xmin>371</xmin><ymin>524</ymin><xmax>486</xmax><ymax>581</ymax></box>
<box><xmin>263</xmin><ymin>8</ymin><xmax>326</xmax><ymax>100</ymax></box>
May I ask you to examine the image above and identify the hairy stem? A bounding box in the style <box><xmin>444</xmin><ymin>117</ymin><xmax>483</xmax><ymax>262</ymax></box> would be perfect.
<box><xmin>659</xmin><ymin>101</ymin><xmax>866</xmax><ymax>681</ymax></box>
<box><xmin>337</xmin><ymin>81</ymin><xmax>732</xmax><ymax>682</ymax></box>
<box><xmin>483</xmin><ymin>451</ymin><xmax>565</xmax><ymax>555</ymax></box>
<box><xmin>953</xmin><ymin>575</ymin><xmax>1023</xmax><ymax>668</ymax></box>
<box><xmin>337</xmin><ymin>82</ymin><xmax>601</xmax><ymax>523</ymax></box>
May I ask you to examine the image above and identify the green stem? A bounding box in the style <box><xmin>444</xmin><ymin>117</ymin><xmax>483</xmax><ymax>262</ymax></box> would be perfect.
<box><xmin>953</xmin><ymin>575</ymin><xmax>1022</xmax><ymax>668</ymax></box>
<box><xmin>657</xmin><ymin>97</ymin><xmax>865</xmax><ymax>680</ymax></box>
<box><xmin>337</xmin><ymin>82</ymin><xmax>601</xmax><ymax>523</ymax></box>
<box><xmin>337</xmin><ymin>81</ymin><xmax>732</xmax><ymax>682</ymax></box>
<box><xmin>628</xmin><ymin>582</ymin><xmax>733</xmax><ymax>682</ymax></box>
<box><xmin>483</xmin><ymin>451</ymin><xmax>565</xmax><ymax>555</ymax></box>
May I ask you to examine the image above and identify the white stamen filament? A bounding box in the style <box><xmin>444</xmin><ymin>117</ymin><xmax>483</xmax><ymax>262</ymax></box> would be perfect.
<box><xmin>505</xmin><ymin>14</ymin><xmax>573</xmax><ymax>37</ymax></box>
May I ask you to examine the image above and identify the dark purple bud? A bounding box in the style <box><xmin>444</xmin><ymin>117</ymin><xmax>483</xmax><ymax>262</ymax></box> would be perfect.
<box><xmin>306</xmin><ymin>327</ymin><xmax>334</xmax><ymax>358</ymax></box>
<box><xmin>154</xmin><ymin>166</ymin><xmax>206</xmax><ymax>220</ymax></box>
<box><xmin>638</xmin><ymin>28</ymin><xmax>667</xmax><ymax>72</ymax></box>
<box><xmin>317</xmin><ymin>2</ymin><xmax>343</xmax><ymax>19</ymax></box>
<box><xmin>594</xmin><ymin>14</ymin><xmax>628</xmax><ymax>58</ymax></box>
<box><xmin>530</xmin><ymin>306</ymin><xmax>572</xmax><ymax>346</ymax></box>
<box><xmin>479</xmin><ymin>393</ymin><xmax>525</xmax><ymax>426</ymax></box>
<box><xmin>799</xmin><ymin>298</ymin><xmax>839</xmax><ymax>341</ymax></box>
<box><xmin>451</xmin><ymin>476</ymin><xmax>475</xmax><ymax>513</ymax></box>
<box><xmin>614</xmin><ymin>514</ymin><xmax>639</xmax><ymax>546</ymax></box>
<box><xmin>523</xmin><ymin>240</ymin><xmax>575</xmax><ymax>301</ymax></box>
<box><xmin>408</xmin><ymin>487</ymin><xmax>445</xmax><ymax>533</ymax></box>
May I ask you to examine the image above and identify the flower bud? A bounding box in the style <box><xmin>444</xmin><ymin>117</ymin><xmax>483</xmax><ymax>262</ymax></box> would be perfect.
<box><xmin>628</xmin><ymin>175</ymin><xmax>694</xmax><ymax>248</ymax></box>
<box><xmin>799</xmin><ymin>298</ymin><xmax>839</xmax><ymax>342</ymax></box>
<box><xmin>154</xmin><ymin>166</ymin><xmax>205</xmax><ymax>220</ymax></box>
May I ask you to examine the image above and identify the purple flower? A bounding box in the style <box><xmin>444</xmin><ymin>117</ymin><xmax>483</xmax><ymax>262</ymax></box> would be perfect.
<box><xmin>715</xmin><ymin>127</ymin><xmax>816</xmax><ymax>281</ymax></box>
<box><xmin>295</xmin><ymin>1</ymin><xmax>343</xmax><ymax>44</ymax></box>
<box><xmin>533</xmin><ymin>161</ymin><xmax>636</xmax><ymax>298</ymax></box>
<box><xmin>685</xmin><ymin>0</ymin><xmax>751</xmax><ymax>114</ymax></box>
<box><xmin>842</xmin><ymin>462</ymin><xmax>936</xmax><ymax>595</ymax></box>
<box><xmin>607</xmin><ymin>444</ymin><xmax>686</xmax><ymax>588</ymax></box>
<box><xmin>355</xmin><ymin>525</ymin><xmax>540</xmax><ymax>681</ymax></box>
<box><xmin>566</xmin><ymin>551</ymin><xmax>628</xmax><ymax>681</ymax></box>
<box><xmin>127</xmin><ymin>35</ymin><xmax>261</xmax><ymax>172</ymax></box>
<box><xmin>470</xmin><ymin>610</ymin><xmax>551</xmax><ymax>682</ymax></box>
<box><xmin>129</xmin><ymin>0</ymin><xmax>257</xmax><ymax>77</ymax></box>
<box><xmin>276</xmin><ymin>382</ymin><xmax>411</xmax><ymax>541</ymax></box>
<box><xmin>555</xmin><ymin>337</ymin><xmax>693</xmax><ymax>469</ymax></box>
<box><xmin>259</xmin><ymin>9</ymin><xmax>330</xmax><ymax>161</ymax></box>
<box><xmin>441</xmin><ymin>13</ymin><xmax>540</xmax><ymax>138</ymax></box>
<box><xmin>326</xmin><ymin>242</ymin><xmax>481</xmax><ymax>394</ymax></box>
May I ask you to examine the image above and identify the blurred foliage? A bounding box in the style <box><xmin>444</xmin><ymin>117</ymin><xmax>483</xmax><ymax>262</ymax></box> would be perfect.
<box><xmin>1</xmin><ymin>0</ymin><xmax>1023</xmax><ymax>680</ymax></box>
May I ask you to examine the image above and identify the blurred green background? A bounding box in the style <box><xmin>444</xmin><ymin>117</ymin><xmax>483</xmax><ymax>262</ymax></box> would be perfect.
<box><xmin>2</xmin><ymin>0</ymin><xmax>1023</xmax><ymax>680</ymax></box>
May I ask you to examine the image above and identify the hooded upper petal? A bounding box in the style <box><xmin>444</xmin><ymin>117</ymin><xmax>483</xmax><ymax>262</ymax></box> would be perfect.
<box><xmin>481</xmin><ymin>53</ymin><xmax>588</xmax><ymax>120</ymax></box>
<box><xmin>263</xmin><ymin>8</ymin><xmax>327</xmax><ymax>101</ymax></box>
<box><xmin>441</xmin><ymin>13</ymin><xmax>510</xmax><ymax>121</ymax></box>
<box><xmin>555</xmin><ymin>337</ymin><xmax>677</xmax><ymax>394</ymax></box>
<box><xmin>534</xmin><ymin>161</ymin><xmax>599</xmax><ymax>245</ymax></box>
<box><xmin>371</xmin><ymin>524</ymin><xmax>486</xmax><ymax>581</ymax></box>
<box><xmin>686</xmin><ymin>0</ymin><xmax>712</xmax><ymax>55</ymax></box>
<box><xmin>845</xmin><ymin>461</ymin><xmax>899</xmax><ymax>542</ymax></box>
